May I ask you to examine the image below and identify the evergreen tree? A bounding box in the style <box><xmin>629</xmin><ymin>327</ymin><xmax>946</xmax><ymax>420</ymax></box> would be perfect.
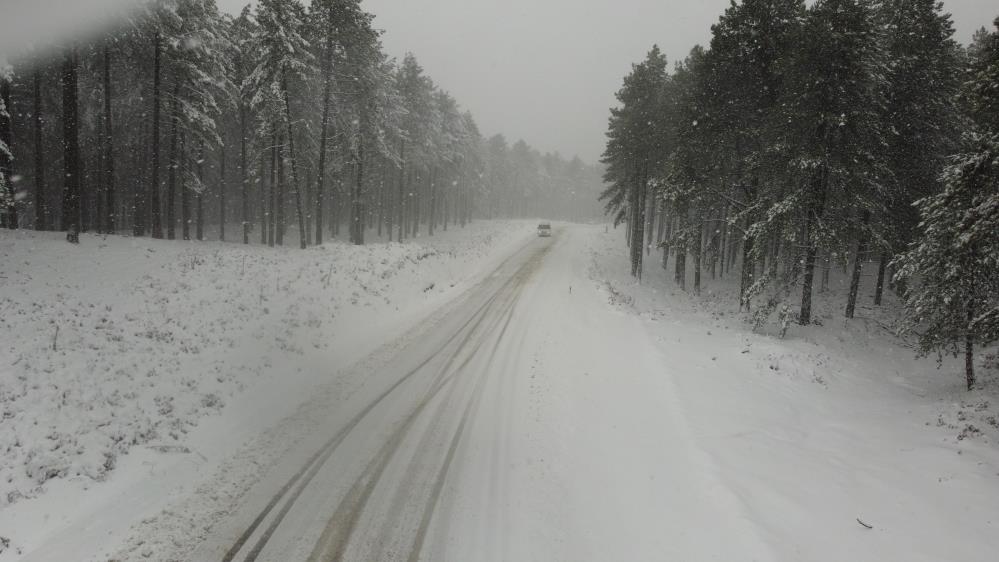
<box><xmin>600</xmin><ymin>45</ymin><xmax>670</xmax><ymax>280</ymax></box>
<box><xmin>61</xmin><ymin>50</ymin><xmax>82</xmax><ymax>241</ymax></box>
<box><xmin>664</xmin><ymin>47</ymin><xmax>712</xmax><ymax>293</ymax></box>
<box><xmin>873</xmin><ymin>0</ymin><xmax>961</xmax><ymax>306</ymax></box>
<box><xmin>166</xmin><ymin>0</ymin><xmax>231</xmax><ymax>241</ymax></box>
<box><xmin>894</xmin><ymin>17</ymin><xmax>999</xmax><ymax>390</ymax></box>
<box><xmin>230</xmin><ymin>6</ymin><xmax>256</xmax><ymax>244</ymax></box>
<box><xmin>702</xmin><ymin>0</ymin><xmax>804</xmax><ymax>306</ymax></box>
<box><xmin>246</xmin><ymin>0</ymin><xmax>314</xmax><ymax>248</ymax></box>
<box><xmin>31</xmin><ymin>68</ymin><xmax>48</xmax><ymax>231</ymax></box>
<box><xmin>394</xmin><ymin>53</ymin><xmax>436</xmax><ymax>241</ymax></box>
<box><xmin>773</xmin><ymin>0</ymin><xmax>890</xmax><ymax>324</ymax></box>
<box><xmin>0</xmin><ymin>67</ymin><xmax>14</xmax><ymax>228</ymax></box>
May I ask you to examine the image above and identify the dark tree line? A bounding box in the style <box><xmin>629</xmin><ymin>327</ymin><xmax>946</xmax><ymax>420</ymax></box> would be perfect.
<box><xmin>0</xmin><ymin>0</ymin><xmax>604</xmax><ymax>248</ymax></box>
<box><xmin>601</xmin><ymin>1</ymin><xmax>999</xmax><ymax>388</ymax></box>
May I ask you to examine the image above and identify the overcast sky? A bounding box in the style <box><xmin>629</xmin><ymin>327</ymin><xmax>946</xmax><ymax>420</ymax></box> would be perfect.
<box><xmin>217</xmin><ymin>0</ymin><xmax>997</xmax><ymax>164</ymax></box>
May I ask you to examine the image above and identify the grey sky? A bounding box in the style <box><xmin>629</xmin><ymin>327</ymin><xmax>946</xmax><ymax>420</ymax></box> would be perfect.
<box><xmin>217</xmin><ymin>0</ymin><xmax>996</xmax><ymax>164</ymax></box>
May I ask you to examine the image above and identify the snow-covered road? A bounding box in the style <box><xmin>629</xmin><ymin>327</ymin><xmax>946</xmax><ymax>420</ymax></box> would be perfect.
<box><xmin>171</xmin><ymin>226</ymin><xmax>772</xmax><ymax>561</ymax></box>
<box><xmin>203</xmin><ymin>234</ymin><xmax>556</xmax><ymax>561</ymax></box>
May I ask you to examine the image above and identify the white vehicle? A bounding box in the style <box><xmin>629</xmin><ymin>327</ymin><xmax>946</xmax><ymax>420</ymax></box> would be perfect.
<box><xmin>537</xmin><ymin>223</ymin><xmax>552</xmax><ymax>237</ymax></box>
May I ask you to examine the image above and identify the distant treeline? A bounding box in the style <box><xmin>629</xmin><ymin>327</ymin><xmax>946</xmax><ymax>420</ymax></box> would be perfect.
<box><xmin>0</xmin><ymin>0</ymin><xmax>605</xmax><ymax>248</ymax></box>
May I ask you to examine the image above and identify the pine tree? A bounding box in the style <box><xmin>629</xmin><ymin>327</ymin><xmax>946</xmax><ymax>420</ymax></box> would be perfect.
<box><xmin>872</xmin><ymin>0</ymin><xmax>961</xmax><ymax>307</ymax></box>
<box><xmin>246</xmin><ymin>0</ymin><xmax>313</xmax><ymax>248</ymax></box>
<box><xmin>308</xmin><ymin>0</ymin><xmax>336</xmax><ymax>245</ymax></box>
<box><xmin>893</xmin><ymin>133</ymin><xmax>999</xmax><ymax>390</ymax></box>
<box><xmin>60</xmin><ymin>50</ymin><xmax>82</xmax><ymax>241</ymax></box>
<box><xmin>664</xmin><ymin>47</ymin><xmax>712</xmax><ymax>294</ymax></box>
<box><xmin>774</xmin><ymin>0</ymin><xmax>890</xmax><ymax>325</ymax></box>
<box><xmin>163</xmin><ymin>0</ymin><xmax>231</xmax><ymax>241</ymax></box>
<box><xmin>600</xmin><ymin>45</ymin><xmax>670</xmax><ymax>280</ymax></box>
<box><xmin>395</xmin><ymin>53</ymin><xmax>436</xmax><ymax>241</ymax></box>
<box><xmin>429</xmin><ymin>90</ymin><xmax>466</xmax><ymax>236</ymax></box>
<box><xmin>32</xmin><ymin>68</ymin><xmax>48</xmax><ymax>231</ymax></box>
<box><xmin>0</xmin><ymin>68</ymin><xmax>14</xmax><ymax>229</ymax></box>
<box><xmin>102</xmin><ymin>42</ymin><xmax>117</xmax><ymax>234</ymax></box>
<box><xmin>701</xmin><ymin>0</ymin><xmax>804</xmax><ymax>307</ymax></box>
<box><xmin>230</xmin><ymin>6</ymin><xmax>256</xmax><ymax>245</ymax></box>
<box><xmin>894</xmin><ymin>18</ymin><xmax>999</xmax><ymax>390</ymax></box>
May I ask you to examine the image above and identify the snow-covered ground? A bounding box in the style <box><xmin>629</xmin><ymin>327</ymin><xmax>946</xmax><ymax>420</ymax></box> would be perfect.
<box><xmin>1</xmin><ymin>222</ymin><xmax>997</xmax><ymax>561</ymax></box>
<box><xmin>586</xmin><ymin>224</ymin><xmax>999</xmax><ymax>561</ymax></box>
<box><xmin>0</xmin><ymin>221</ymin><xmax>535</xmax><ymax>558</ymax></box>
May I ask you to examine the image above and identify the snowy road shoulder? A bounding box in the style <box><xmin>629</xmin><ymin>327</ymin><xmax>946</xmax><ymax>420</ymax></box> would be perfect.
<box><xmin>584</xmin><ymin>224</ymin><xmax>999</xmax><ymax>562</ymax></box>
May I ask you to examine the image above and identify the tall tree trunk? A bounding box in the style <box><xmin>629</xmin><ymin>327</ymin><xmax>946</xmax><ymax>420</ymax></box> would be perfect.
<box><xmin>33</xmin><ymin>70</ymin><xmax>48</xmax><ymax>231</ymax></box>
<box><xmin>397</xmin><ymin>141</ymin><xmax>406</xmax><ymax>242</ymax></box>
<box><xmin>268</xmin><ymin>130</ymin><xmax>276</xmax><ymax>247</ymax></box>
<box><xmin>1</xmin><ymin>73</ymin><xmax>16</xmax><ymax>228</ymax></box>
<box><xmin>820</xmin><ymin>252</ymin><xmax>831</xmax><ymax>293</ymax></box>
<box><xmin>180</xmin><ymin>132</ymin><xmax>190</xmax><ymax>240</ymax></box>
<box><xmin>376</xmin><ymin>161</ymin><xmax>385</xmax><ymax>238</ymax></box>
<box><xmin>799</xmin><ymin>167</ymin><xmax>827</xmax><ymax>325</ymax></box>
<box><xmin>314</xmin><ymin>94</ymin><xmax>330</xmax><ymax>245</ymax></box>
<box><xmin>845</xmin><ymin>212</ymin><xmax>870</xmax><ymax>319</ymax></box>
<box><xmin>133</xmin><ymin>119</ymin><xmax>149</xmax><ymax>234</ymax></box>
<box><xmin>708</xmin><ymin>222</ymin><xmax>721</xmax><ymax>281</ymax></box>
<box><xmin>280</xmin><ymin>78</ymin><xmax>307</xmax><ymax>250</ymax></box>
<box><xmin>220</xmin><ymin>144</ymin><xmax>226</xmax><ymax>241</ymax></box>
<box><xmin>800</xmin><ymin>236</ymin><xmax>818</xmax><ymax>325</ymax></box>
<box><xmin>873</xmin><ymin>252</ymin><xmax>888</xmax><ymax>306</ymax></box>
<box><xmin>196</xmin><ymin>142</ymin><xmax>204</xmax><ymax>241</ymax></box>
<box><xmin>644</xmin><ymin>188</ymin><xmax>656</xmax><ymax>256</ymax></box>
<box><xmin>428</xmin><ymin>167</ymin><xmax>437</xmax><ymax>237</ymax></box>
<box><xmin>739</xmin><ymin>181</ymin><xmax>759</xmax><ymax>310</ymax></box>
<box><xmin>275</xmin><ymin>131</ymin><xmax>284</xmax><ymax>246</ymax></box>
<box><xmin>314</xmin><ymin>8</ymin><xmax>334</xmax><ymax>246</ymax></box>
<box><xmin>443</xmin><ymin>176</ymin><xmax>451</xmax><ymax>231</ymax></box>
<box><xmin>674</xmin><ymin>239</ymin><xmax>686</xmax><ymax>290</ymax></box>
<box><xmin>259</xmin><ymin>141</ymin><xmax>267</xmax><ymax>245</ymax></box>
<box><xmin>662</xmin><ymin>214</ymin><xmax>672</xmax><ymax>270</ymax></box>
<box><xmin>412</xmin><ymin>171</ymin><xmax>421</xmax><ymax>238</ymax></box>
<box><xmin>674</xmin><ymin>213</ymin><xmax>686</xmax><ymax>290</ymax></box>
<box><xmin>304</xmin><ymin>168</ymin><xmax>312</xmax><ymax>244</ymax></box>
<box><xmin>739</xmin><ymin>232</ymin><xmax>754</xmax><ymax>309</ymax></box>
<box><xmin>240</xmin><ymin>104</ymin><xmax>249</xmax><ymax>244</ymax></box>
<box><xmin>61</xmin><ymin>50</ymin><xmax>81</xmax><ymax>241</ymax></box>
<box><xmin>166</xmin><ymin>82</ymin><xmax>180</xmax><ymax>239</ymax></box>
<box><xmin>386</xmin><ymin>158</ymin><xmax>395</xmax><ymax>241</ymax></box>
<box><xmin>95</xmin><ymin>111</ymin><xmax>106</xmax><ymax>233</ymax></box>
<box><xmin>965</xmin><ymin>307</ymin><xmax>976</xmax><ymax>391</ymax></box>
<box><xmin>101</xmin><ymin>44</ymin><xmax>116</xmax><ymax>234</ymax></box>
<box><xmin>149</xmin><ymin>33</ymin><xmax>163</xmax><ymax>238</ymax></box>
<box><xmin>351</xmin><ymin>142</ymin><xmax>366</xmax><ymax>245</ymax></box>
<box><xmin>693</xmin><ymin>220</ymin><xmax>703</xmax><ymax>295</ymax></box>
<box><xmin>629</xmin><ymin>165</ymin><xmax>646</xmax><ymax>279</ymax></box>
<box><xmin>718</xmin><ymin>205</ymin><xmax>727</xmax><ymax>278</ymax></box>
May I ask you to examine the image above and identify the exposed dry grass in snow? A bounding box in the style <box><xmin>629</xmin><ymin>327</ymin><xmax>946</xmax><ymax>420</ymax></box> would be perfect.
<box><xmin>0</xmin><ymin>223</ymin><xmax>529</xmax><ymax>512</ymax></box>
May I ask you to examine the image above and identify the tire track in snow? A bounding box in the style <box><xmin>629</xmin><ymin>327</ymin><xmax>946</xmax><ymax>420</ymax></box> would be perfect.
<box><xmin>233</xmin><ymin>289</ymin><xmax>500</xmax><ymax>562</ymax></box>
<box><xmin>405</xmin><ymin>295</ymin><xmax>524</xmax><ymax>562</ymax></box>
<box><xmin>308</xmin><ymin>244</ymin><xmax>547</xmax><ymax>561</ymax></box>
<box><xmin>402</xmin><ymin>242</ymin><xmax>550</xmax><ymax>562</ymax></box>
<box><xmin>224</xmin><ymin>238</ymin><xmax>550</xmax><ymax>562</ymax></box>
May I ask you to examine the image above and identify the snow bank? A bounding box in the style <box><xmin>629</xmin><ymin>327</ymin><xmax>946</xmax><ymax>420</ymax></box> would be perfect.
<box><xmin>0</xmin><ymin>221</ymin><xmax>531</xmax><ymax>523</ymax></box>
